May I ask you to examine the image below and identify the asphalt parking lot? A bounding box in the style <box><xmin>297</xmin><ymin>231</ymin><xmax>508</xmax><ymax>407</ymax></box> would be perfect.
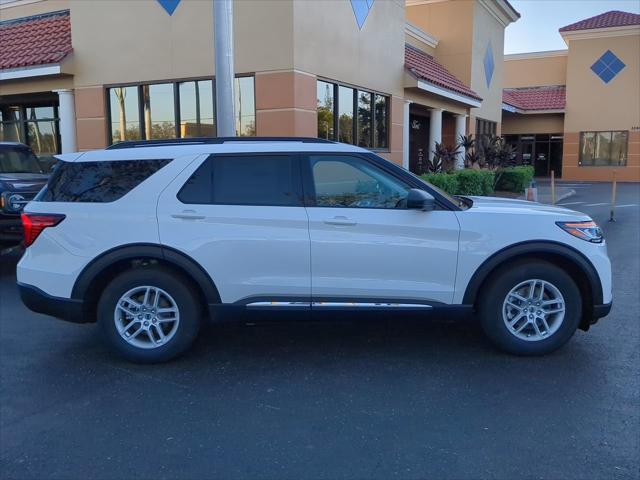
<box><xmin>1</xmin><ymin>182</ymin><xmax>638</xmax><ymax>480</ymax></box>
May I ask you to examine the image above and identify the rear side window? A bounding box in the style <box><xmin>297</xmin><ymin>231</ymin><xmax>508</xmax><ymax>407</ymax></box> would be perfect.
<box><xmin>36</xmin><ymin>159</ymin><xmax>171</xmax><ymax>202</ymax></box>
<box><xmin>178</xmin><ymin>154</ymin><xmax>302</xmax><ymax>206</ymax></box>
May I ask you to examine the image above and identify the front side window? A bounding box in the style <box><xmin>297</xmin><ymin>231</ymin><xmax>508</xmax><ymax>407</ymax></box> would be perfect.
<box><xmin>179</xmin><ymin>154</ymin><xmax>301</xmax><ymax>207</ymax></box>
<box><xmin>308</xmin><ymin>155</ymin><xmax>410</xmax><ymax>209</ymax></box>
<box><xmin>579</xmin><ymin>131</ymin><xmax>628</xmax><ymax>166</ymax></box>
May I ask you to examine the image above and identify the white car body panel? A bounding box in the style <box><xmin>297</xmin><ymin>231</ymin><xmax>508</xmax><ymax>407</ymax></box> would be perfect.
<box><xmin>452</xmin><ymin>196</ymin><xmax>612</xmax><ymax>304</ymax></box>
<box><xmin>156</xmin><ymin>155</ymin><xmax>311</xmax><ymax>304</ymax></box>
<box><xmin>16</xmin><ymin>141</ymin><xmax>611</xmax><ymax>320</ymax></box>
<box><xmin>306</xmin><ymin>207</ymin><xmax>460</xmax><ymax>303</ymax></box>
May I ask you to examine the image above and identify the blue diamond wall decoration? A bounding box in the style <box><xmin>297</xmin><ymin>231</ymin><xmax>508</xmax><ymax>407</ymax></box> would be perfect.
<box><xmin>350</xmin><ymin>0</ymin><xmax>375</xmax><ymax>29</ymax></box>
<box><xmin>591</xmin><ymin>50</ymin><xmax>625</xmax><ymax>84</ymax></box>
<box><xmin>157</xmin><ymin>0</ymin><xmax>181</xmax><ymax>16</ymax></box>
<box><xmin>483</xmin><ymin>41</ymin><xmax>494</xmax><ymax>88</ymax></box>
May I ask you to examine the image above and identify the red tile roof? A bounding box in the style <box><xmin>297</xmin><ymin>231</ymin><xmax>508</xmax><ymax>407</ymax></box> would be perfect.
<box><xmin>405</xmin><ymin>44</ymin><xmax>482</xmax><ymax>102</ymax></box>
<box><xmin>0</xmin><ymin>10</ymin><xmax>72</xmax><ymax>70</ymax></box>
<box><xmin>559</xmin><ymin>10</ymin><xmax>640</xmax><ymax>32</ymax></box>
<box><xmin>503</xmin><ymin>86</ymin><xmax>566</xmax><ymax>112</ymax></box>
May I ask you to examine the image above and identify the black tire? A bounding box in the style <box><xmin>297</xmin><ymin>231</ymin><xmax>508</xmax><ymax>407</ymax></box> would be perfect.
<box><xmin>478</xmin><ymin>260</ymin><xmax>582</xmax><ymax>355</ymax></box>
<box><xmin>97</xmin><ymin>266</ymin><xmax>202</xmax><ymax>363</ymax></box>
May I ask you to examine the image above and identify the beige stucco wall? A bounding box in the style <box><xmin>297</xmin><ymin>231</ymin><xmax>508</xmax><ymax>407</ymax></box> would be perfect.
<box><xmin>406</xmin><ymin>1</ymin><xmax>474</xmax><ymax>86</ymax></box>
<box><xmin>0</xmin><ymin>76</ymin><xmax>73</xmax><ymax>96</ymax></box>
<box><xmin>562</xmin><ymin>32</ymin><xmax>640</xmax><ymax>182</ymax></box>
<box><xmin>292</xmin><ymin>0</ymin><xmax>405</xmax><ymax>97</ymax></box>
<box><xmin>468</xmin><ymin>1</ymin><xmax>506</xmax><ymax>128</ymax></box>
<box><xmin>503</xmin><ymin>54</ymin><xmax>568</xmax><ymax>88</ymax></box>
<box><xmin>501</xmin><ymin>113</ymin><xmax>565</xmax><ymax>135</ymax></box>
<box><xmin>68</xmin><ymin>0</ymin><xmax>293</xmax><ymax>88</ymax></box>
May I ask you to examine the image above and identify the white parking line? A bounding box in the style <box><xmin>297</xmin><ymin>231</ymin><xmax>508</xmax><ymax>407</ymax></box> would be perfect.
<box><xmin>557</xmin><ymin>201</ymin><xmax>584</xmax><ymax>206</ymax></box>
<box><xmin>583</xmin><ymin>203</ymin><xmax>608</xmax><ymax>207</ymax></box>
<box><xmin>615</xmin><ymin>204</ymin><xmax>639</xmax><ymax>208</ymax></box>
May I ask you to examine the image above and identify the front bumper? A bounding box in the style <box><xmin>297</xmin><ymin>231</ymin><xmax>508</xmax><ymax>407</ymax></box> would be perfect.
<box><xmin>18</xmin><ymin>282</ymin><xmax>88</xmax><ymax>324</ymax></box>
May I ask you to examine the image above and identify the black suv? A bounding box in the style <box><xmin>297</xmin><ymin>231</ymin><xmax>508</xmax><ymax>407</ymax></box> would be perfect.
<box><xmin>0</xmin><ymin>143</ymin><xmax>50</xmax><ymax>248</ymax></box>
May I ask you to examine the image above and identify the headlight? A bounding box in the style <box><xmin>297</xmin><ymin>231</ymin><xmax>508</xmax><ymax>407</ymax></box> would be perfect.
<box><xmin>556</xmin><ymin>220</ymin><xmax>603</xmax><ymax>243</ymax></box>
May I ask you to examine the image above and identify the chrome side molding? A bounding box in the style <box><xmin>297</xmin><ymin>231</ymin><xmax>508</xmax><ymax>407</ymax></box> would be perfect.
<box><xmin>245</xmin><ymin>301</ymin><xmax>433</xmax><ymax>309</ymax></box>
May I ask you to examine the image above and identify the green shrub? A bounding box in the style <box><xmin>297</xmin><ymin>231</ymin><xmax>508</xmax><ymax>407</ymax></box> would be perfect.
<box><xmin>421</xmin><ymin>169</ymin><xmax>495</xmax><ymax>196</ymax></box>
<box><xmin>456</xmin><ymin>169</ymin><xmax>495</xmax><ymax>196</ymax></box>
<box><xmin>495</xmin><ymin>166</ymin><xmax>534</xmax><ymax>193</ymax></box>
<box><xmin>421</xmin><ymin>172</ymin><xmax>459</xmax><ymax>195</ymax></box>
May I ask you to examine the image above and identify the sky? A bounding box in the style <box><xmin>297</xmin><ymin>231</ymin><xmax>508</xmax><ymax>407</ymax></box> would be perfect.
<box><xmin>505</xmin><ymin>0</ymin><xmax>640</xmax><ymax>54</ymax></box>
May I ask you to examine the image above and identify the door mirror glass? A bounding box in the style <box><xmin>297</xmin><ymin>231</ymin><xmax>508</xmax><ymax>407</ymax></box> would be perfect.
<box><xmin>407</xmin><ymin>188</ymin><xmax>435</xmax><ymax>211</ymax></box>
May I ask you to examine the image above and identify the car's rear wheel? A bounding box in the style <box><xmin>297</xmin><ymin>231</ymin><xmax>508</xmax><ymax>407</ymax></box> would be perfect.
<box><xmin>478</xmin><ymin>260</ymin><xmax>582</xmax><ymax>355</ymax></box>
<box><xmin>97</xmin><ymin>266</ymin><xmax>201</xmax><ymax>363</ymax></box>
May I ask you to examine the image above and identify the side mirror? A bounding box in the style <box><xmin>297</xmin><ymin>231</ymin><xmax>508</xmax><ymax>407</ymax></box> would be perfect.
<box><xmin>407</xmin><ymin>188</ymin><xmax>436</xmax><ymax>211</ymax></box>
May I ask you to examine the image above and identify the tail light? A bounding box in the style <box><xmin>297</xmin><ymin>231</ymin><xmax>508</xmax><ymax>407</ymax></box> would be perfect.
<box><xmin>21</xmin><ymin>213</ymin><xmax>65</xmax><ymax>247</ymax></box>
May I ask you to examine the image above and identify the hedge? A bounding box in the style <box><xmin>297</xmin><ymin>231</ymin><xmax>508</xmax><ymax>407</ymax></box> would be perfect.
<box><xmin>421</xmin><ymin>166</ymin><xmax>534</xmax><ymax>196</ymax></box>
<box><xmin>421</xmin><ymin>169</ymin><xmax>494</xmax><ymax>196</ymax></box>
<box><xmin>494</xmin><ymin>166</ymin><xmax>534</xmax><ymax>193</ymax></box>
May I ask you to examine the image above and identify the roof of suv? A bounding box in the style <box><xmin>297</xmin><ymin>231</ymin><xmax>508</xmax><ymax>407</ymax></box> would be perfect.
<box><xmin>57</xmin><ymin>138</ymin><xmax>370</xmax><ymax>163</ymax></box>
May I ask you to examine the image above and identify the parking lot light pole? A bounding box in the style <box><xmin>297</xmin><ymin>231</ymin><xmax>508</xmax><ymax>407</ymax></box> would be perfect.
<box><xmin>214</xmin><ymin>0</ymin><xmax>236</xmax><ymax>137</ymax></box>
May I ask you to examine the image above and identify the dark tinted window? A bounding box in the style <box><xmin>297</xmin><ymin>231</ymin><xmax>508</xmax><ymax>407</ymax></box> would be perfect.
<box><xmin>178</xmin><ymin>154</ymin><xmax>301</xmax><ymax>206</ymax></box>
<box><xmin>36</xmin><ymin>159</ymin><xmax>170</xmax><ymax>202</ymax></box>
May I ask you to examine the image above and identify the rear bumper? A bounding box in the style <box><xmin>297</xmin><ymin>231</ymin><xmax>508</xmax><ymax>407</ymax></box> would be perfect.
<box><xmin>593</xmin><ymin>302</ymin><xmax>612</xmax><ymax>319</ymax></box>
<box><xmin>18</xmin><ymin>282</ymin><xmax>88</xmax><ymax>323</ymax></box>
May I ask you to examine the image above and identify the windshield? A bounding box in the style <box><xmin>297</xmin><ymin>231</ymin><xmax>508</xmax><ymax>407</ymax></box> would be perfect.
<box><xmin>0</xmin><ymin>146</ymin><xmax>44</xmax><ymax>174</ymax></box>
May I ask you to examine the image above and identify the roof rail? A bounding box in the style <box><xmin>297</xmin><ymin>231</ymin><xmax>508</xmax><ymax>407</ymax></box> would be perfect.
<box><xmin>106</xmin><ymin>137</ymin><xmax>335</xmax><ymax>150</ymax></box>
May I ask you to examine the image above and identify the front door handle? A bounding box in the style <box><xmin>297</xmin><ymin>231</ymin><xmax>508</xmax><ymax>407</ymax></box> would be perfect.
<box><xmin>323</xmin><ymin>216</ymin><xmax>357</xmax><ymax>226</ymax></box>
<box><xmin>171</xmin><ymin>210</ymin><xmax>205</xmax><ymax>220</ymax></box>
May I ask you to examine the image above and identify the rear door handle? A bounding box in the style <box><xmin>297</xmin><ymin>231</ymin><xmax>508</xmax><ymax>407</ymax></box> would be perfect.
<box><xmin>171</xmin><ymin>210</ymin><xmax>205</xmax><ymax>220</ymax></box>
<box><xmin>323</xmin><ymin>216</ymin><xmax>357</xmax><ymax>226</ymax></box>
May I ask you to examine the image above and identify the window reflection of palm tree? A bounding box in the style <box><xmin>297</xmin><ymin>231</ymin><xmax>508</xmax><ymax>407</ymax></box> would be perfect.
<box><xmin>114</xmin><ymin>88</ymin><xmax>127</xmax><ymax>142</ymax></box>
<box><xmin>29</xmin><ymin>108</ymin><xmax>42</xmax><ymax>153</ymax></box>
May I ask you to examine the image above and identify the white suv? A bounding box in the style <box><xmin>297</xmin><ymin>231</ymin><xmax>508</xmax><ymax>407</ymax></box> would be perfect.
<box><xmin>17</xmin><ymin>138</ymin><xmax>612</xmax><ymax>363</ymax></box>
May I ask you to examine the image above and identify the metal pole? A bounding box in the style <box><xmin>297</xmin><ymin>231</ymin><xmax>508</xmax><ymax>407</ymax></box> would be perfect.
<box><xmin>550</xmin><ymin>170</ymin><xmax>555</xmax><ymax>205</ymax></box>
<box><xmin>610</xmin><ymin>170</ymin><xmax>617</xmax><ymax>222</ymax></box>
<box><xmin>214</xmin><ymin>0</ymin><xmax>236</xmax><ymax>137</ymax></box>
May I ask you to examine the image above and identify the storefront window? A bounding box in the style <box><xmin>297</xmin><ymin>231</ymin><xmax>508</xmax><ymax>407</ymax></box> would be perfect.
<box><xmin>317</xmin><ymin>81</ymin><xmax>334</xmax><ymax>140</ymax></box>
<box><xmin>579</xmin><ymin>131</ymin><xmax>628</xmax><ymax>166</ymax></box>
<box><xmin>235</xmin><ymin>77</ymin><xmax>256</xmax><ymax>137</ymax></box>
<box><xmin>316</xmin><ymin>80</ymin><xmax>389</xmax><ymax>149</ymax></box>
<box><xmin>142</xmin><ymin>83</ymin><xmax>175</xmax><ymax>140</ymax></box>
<box><xmin>0</xmin><ymin>103</ymin><xmax>60</xmax><ymax>163</ymax></box>
<box><xmin>109</xmin><ymin>86</ymin><xmax>141</xmax><ymax>143</ymax></box>
<box><xmin>107</xmin><ymin>76</ymin><xmax>255</xmax><ymax>144</ymax></box>
<box><xmin>374</xmin><ymin>95</ymin><xmax>388</xmax><ymax>149</ymax></box>
<box><xmin>338</xmin><ymin>86</ymin><xmax>354</xmax><ymax>144</ymax></box>
<box><xmin>179</xmin><ymin>80</ymin><xmax>215</xmax><ymax>138</ymax></box>
<box><xmin>357</xmin><ymin>91</ymin><xmax>372</xmax><ymax>148</ymax></box>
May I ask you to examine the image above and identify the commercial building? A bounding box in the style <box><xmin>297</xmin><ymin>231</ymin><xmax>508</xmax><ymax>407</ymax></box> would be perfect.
<box><xmin>502</xmin><ymin>10</ymin><xmax>640</xmax><ymax>182</ymax></box>
<box><xmin>0</xmin><ymin>0</ymin><xmax>637</xmax><ymax>181</ymax></box>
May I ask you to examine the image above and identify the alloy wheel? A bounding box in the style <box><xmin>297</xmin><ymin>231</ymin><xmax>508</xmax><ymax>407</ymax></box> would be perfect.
<box><xmin>502</xmin><ymin>279</ymin><xmax>566</xmax><ymax>341</ymax></box>
<box><xmin>113</xmin><ymin>286</ymin><xmax>180</xmax><ymax>349</ymax></box>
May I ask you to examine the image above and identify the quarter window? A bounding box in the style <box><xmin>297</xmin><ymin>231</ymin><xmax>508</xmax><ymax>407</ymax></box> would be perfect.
<box><xmin>179</xmin><ymin>154</ymin><xmax>302</xmax><ymax>207</ymax></box>
<box><xmin>308</xmin><ymin>155</ymin><xmax>410</xmax><ymax>209</ymax></box>
<box><xmin>36</xmin><ymin>159</ymin><xmax>171</xmax><ymax>203</ymax></box>
<box><xmin>579</xmin><ymin>131</ymin><xmax>628</xmax><ymax>167</ymax></box>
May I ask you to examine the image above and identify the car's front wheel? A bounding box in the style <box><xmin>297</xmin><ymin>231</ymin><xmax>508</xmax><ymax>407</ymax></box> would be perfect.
<box><xmin>97</xmin><ymin>266</ymin><xmax>201</xmax><ymax>363</ymax></box>
<box><xmin>478</xmin><ymin>260</ymin><xmax>582</xmax><ymax>355</ymax></box>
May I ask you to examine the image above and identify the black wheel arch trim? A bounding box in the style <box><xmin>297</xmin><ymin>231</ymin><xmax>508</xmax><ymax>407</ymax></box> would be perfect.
<box><xmin>71</xmin><ymin>243</ymin><xmax>221</xmax><ymax>304</ymax></box>
<box><xmin>462</xmin><ymin>240</ymin><xmax>603</xmax><ymax>306</ymax></box>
